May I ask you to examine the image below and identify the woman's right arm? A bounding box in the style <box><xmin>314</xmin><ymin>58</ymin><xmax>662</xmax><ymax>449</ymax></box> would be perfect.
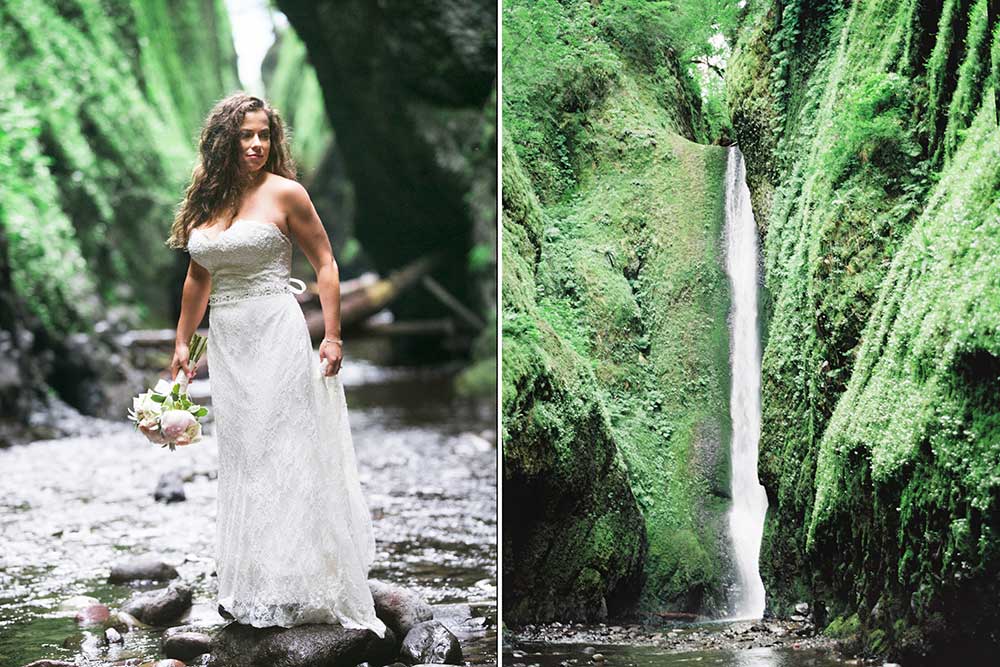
<box><xmin>170</xmin><ymin>258</ymin><xmax>211</xmax><ymax>380</ymax></box>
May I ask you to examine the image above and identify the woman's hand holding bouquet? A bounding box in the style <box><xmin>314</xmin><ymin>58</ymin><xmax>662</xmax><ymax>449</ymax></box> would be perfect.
<box><xmin>128</xmin><ymin>333</ymin><xmax>209</xmax><ymax>451</ymax></box>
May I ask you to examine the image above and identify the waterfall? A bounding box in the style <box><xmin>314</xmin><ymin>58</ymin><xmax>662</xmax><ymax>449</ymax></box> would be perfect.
<box><xmin>723</xmin><ymin>146</ymin><xmax>768</xmax><ymax>619</ymax></box>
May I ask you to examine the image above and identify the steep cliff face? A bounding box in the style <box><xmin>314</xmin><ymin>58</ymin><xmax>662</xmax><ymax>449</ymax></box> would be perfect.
<box><xmin>503</xmin><ymin>0</ymin><xmax>733</xmax><ymax>623</ymax></box>
<box><xmin>275</xmin><ymin>0</ymin><xmax>498</xmax><ymax>361</ymax></box>
<box><xmin>503</xmin><ymin>138</ymin><xmax>648</xmax><ymax>621</ymax></box>
<box><xmin>0</xmin><ymin>0</ymin><xmax>239</xmax><ymax>441</ymax></box>
<box><xmin>728</xmin><ymin>0</ymin><xmax>1000</xmax><ymax>659</ymax></box>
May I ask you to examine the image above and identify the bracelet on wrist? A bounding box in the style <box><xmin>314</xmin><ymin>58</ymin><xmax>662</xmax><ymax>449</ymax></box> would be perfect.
<box><xmin>322</xmin><ymin>337</ymin><xmax>343</xmax><ymax>345</ymax></box>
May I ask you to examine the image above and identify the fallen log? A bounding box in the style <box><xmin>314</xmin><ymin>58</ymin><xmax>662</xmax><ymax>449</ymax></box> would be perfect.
<box><xmin>305</xmin><ymin>255</ymin><xmax>438</xmax><ymax>339</ymax></box>
<box><xmin>356</xmin><ymin>318</ymin><xmax>457</xmax><ymax>337</ymax></box>
<box><xmin>655</xmin><ymin>611</ymin><xmax>702</xmax><ymax>622</ymax></box>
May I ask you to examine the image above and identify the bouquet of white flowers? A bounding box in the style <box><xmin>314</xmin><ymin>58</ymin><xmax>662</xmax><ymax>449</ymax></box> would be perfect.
<box><xmin>128</xmin><ymin>333</ymin><xmax>209</xmax><ymax>451</ymax></box>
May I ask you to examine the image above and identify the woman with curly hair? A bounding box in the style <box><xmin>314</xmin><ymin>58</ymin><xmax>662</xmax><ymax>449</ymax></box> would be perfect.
<box><xmin>165</xmin><ymin>92</ymin><xmax>386</xmax><ymax>636</ymax></box>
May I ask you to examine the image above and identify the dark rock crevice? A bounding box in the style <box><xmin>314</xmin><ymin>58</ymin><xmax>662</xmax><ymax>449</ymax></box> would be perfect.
<box><xmin>276</xmin><ymin>0</ymin><xmax>497</xmax><ymax>360</ymax></box>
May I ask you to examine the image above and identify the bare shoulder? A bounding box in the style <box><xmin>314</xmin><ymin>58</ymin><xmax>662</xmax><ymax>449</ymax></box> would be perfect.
<box><xmin>268</xmin><ymin>173</ymin><xmax>309</xmax><ymax>202</ymax></box>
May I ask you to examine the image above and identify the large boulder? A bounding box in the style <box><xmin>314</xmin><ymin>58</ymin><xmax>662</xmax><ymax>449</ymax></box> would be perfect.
<box><xmin>368</xmin><ymin>580</ymin><xmax>433</xmax><ymax>639</ymax></box>
<box><xmin>121</xmin><ymin>581</ymin><xmax>192</xmax><ymax>626</ymax></box>
<box><xmin>211</xmin><ymin>622</ymin><xmax>397</xmax><ymax>667</ymax></box>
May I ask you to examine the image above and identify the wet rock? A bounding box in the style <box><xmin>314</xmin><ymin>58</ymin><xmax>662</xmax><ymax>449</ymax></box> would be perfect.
<box><xmin>106</xmin><ymin>627</ymin><xmax>123</xmax><ymax>643</ymax></box>
<box><xmin>400</xmin><ymin>620</ymin><xmax>462</xmax><ymax>665</ymax></box>
<box><xmin>151</xmin><ymin>661</ymin><xmax>187</xmax><ymax>667</ymax></box>
<box><xmin>59</xmin><ymin>594</ymin><xmax>100</xmax><ymax>612</ymax></box>
<box><xmin>369</xmin><ymin>579</ymin><xmax>433</xmax><ymax>638</ymax></box>
<box><xmin>211</xmin><ymin>622</ymin><xmax>397</xmax><ymax>667</ymax></box>
<box><xmin>154</xmin><ymin>470</ymin><xmax>186</xmax><ymax>503</ymax></box>
<box><xmin>161</xmin><ymin>630</ymin><xmax>212</xmax><ymax>661</ymax></box>
<box><xmin>592</xmin><ymin>655</ymin><xmax>605</xmax><ymax>662</ymax></box>
<box><xmin>20</xmin><ymin>660</ymin><xmax>76</xmax><ymax>667</ymax></box>
<box><xmin>794</xmin><ymin>602</ymin><xmax>809</xmax><ymax>615</ymax></box>
<box><xmin>431</xmin><ymin>602</ymin><xmax>480</xmax><ymax>637</ymax></box>
<box><xmin>75</xmin><ymin>603</ymin><xmax>111</xmax><ymax>625</ymax></box>
<box><xmin>452</xmin><ymin>432</ymin><xmax>493</xmax><ymax>455</ymax></box>
<box><xmin>115</xmin><ymin>610</ymin><xmax>146</xmax><ymax>632</ymax></box>
<box><xmin>109</xmin><ymin>556</ymin><xmax>179</xmax><ymax>583</ymax></box>
<box><xmin>121</xmin><ymin>581</ymin><xmax>192</xmax><ymax>626</ymax></box>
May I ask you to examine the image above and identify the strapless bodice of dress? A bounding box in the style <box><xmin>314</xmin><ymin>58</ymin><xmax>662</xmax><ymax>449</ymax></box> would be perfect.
<box><xmin>187</xmin><ymin>218</ymin><xmax>303</xmax><ymax>306</ymax></box>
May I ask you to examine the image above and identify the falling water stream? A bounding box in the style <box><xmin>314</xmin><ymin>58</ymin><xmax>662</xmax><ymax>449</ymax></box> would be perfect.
<box><xmin>502</xmin><ymin>148</ymin><xmax>844</xmax><ymax>665</ymax></box>
<box><xmin>723</xmin><ymin>146</ymin><xmax>769</xmax><ymax>619</ymax></box>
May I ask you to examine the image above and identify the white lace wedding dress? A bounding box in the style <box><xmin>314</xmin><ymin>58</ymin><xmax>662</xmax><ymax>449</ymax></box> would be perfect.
<box><xmin>186</xmin><ymin>218</ymin><xmax>386</xmax><ymax>636</ymax></box>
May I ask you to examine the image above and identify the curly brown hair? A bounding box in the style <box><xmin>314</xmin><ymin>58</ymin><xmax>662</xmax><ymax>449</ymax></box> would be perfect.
<box><xmin>165</xmin><ymin>92</ymin><xmax>297</xmax><ymax>249</ymax></box>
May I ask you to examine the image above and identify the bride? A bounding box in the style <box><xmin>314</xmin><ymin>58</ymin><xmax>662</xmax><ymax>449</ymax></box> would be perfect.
<box><xmin>163</xmin><ymin>92</ymin><xmax>386</xmax><ymax>637</ymax></box>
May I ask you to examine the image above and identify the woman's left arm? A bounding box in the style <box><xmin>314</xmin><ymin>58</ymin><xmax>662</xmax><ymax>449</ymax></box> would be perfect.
<box><xmin>281</xmin><ymin>180</ymin><xmax>342</xmax><ymax>376</ymax></box>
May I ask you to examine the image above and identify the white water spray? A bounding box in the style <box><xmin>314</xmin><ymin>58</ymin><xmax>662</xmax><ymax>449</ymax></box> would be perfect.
<box><xmin>723</xmin><ymin>146</ymin><xmax>768</xmax><ymax>619</ymax></box>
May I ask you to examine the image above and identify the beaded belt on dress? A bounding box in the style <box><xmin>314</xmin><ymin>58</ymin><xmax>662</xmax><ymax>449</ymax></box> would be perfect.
<box><xmin>209</xmin><ymin>278</ymin><xmax>307</xmax><ymax>306</ymax></box>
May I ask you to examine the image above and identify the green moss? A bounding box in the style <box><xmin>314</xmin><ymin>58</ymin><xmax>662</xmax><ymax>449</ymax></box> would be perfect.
<box><xmin>0</xmin><ymin>0</ymin><xmax>238</xmax><ymax>332</ymax></box>
<box><xmin>825</xmin><ymin>613</ymin><xmax>861</xmax><ymax>638</ymax></box>
<box><xmin>502</xmin><ymin>130</ymin><xmax>646</xmax><ymax>623</ymax></box>
<box><xmin>504</xmin><ymin>0</ymin><xmax>733</xmax><ymax>620</ymax></box>
<box><xmin>730</xmin><ymin>0</ymin><xmax>1000</xmax><ymax>657</ymax></box>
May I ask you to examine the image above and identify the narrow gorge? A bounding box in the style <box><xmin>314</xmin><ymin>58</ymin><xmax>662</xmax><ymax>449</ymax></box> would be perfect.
<box><xmin>503</xmin><ymin>0</ymin><xmax>1000</xmax><ymax>663</ymax></box>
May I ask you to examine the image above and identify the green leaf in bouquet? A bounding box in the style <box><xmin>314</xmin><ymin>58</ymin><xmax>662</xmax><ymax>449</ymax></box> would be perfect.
<box><xmin>195</xmin><ymin>407</ymin><xmax>208</xmax><ymax>417</ymax></box>
<box><xmin>151</xmin><ymin>394</ymin><xmax>166</xmax><ymax>403</ymax></box>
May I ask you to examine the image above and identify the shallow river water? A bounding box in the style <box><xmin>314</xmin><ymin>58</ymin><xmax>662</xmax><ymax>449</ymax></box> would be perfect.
<box><xmin>0</xmin><ymin>340</ymin><xmax>497</xmax><ymax>666</ymax></box>
<box><xmin>507</xmin><ymin>641</ymin><xmax>848</xmax><ymax>667</ymax></box>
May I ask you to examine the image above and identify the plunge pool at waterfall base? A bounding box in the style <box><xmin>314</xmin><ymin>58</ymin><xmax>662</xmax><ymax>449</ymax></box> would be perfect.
<box><xmin>505</xmin><ymin>619</ymin><xmax>858</xmax><ymax>667</ymax></box>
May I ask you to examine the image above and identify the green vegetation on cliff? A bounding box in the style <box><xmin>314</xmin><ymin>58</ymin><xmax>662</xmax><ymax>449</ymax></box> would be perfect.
<box><xmin>503</xmin><ymin>0</ymin><xmax>734</xmax><ymax>622</ymax></box>
<box><xmin>728</xmin><ymin>0</ymin><xmax>1000</xmax><ymax>659</ymax></box>
<box><xmin>0</xmin><ymin>0</ymin><xmax>238</xmax><ymax>425</ymax></box>
<box><xmin>1</xmin><ymin>0</ymin><xmax>238</xmax><ymax>332</ymax></box>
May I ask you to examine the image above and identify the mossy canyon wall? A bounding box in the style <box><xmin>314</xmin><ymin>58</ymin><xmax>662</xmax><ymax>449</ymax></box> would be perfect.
<box><xmin>0</xmin><ymin>0</ymin><xmax>239</xmax><ymax>441</ymax></box>
<box><xmin>728</xmin><ymin>0</ymin><xmax>1000</xmax><ymax>660</ymax></box>
<box><xmin>502</xmin><ymin>0</ymin><xmax>735</xmax><ymax>623</ymax></box>
<box><xmin>504</xmin><ymin>0</ymin><xmax>1000</xmax><ymax>661</ymax></box>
